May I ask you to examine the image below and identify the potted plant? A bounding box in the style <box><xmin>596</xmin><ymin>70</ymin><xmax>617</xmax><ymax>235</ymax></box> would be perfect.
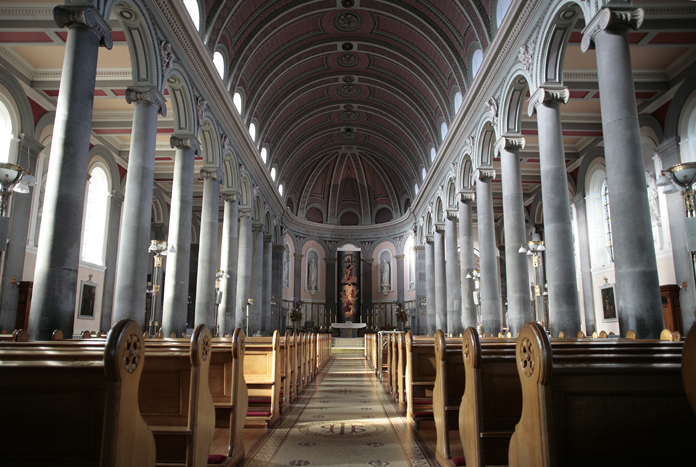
<box><xmin>395</xmin><ymin>303</ymin><xmax>409</xmax><ymax>330</ymax></box>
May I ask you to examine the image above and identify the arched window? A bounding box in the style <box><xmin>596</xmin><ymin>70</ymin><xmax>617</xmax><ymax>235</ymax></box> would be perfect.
<box><xmin>414</xmin><ymin>183</ymin><xmax>419</xmax><ymax>195</ymax></box>
<box><xmin>279</xmin><ymin>183</ymin><xmax>284</xmax><ymax>196</ymax></box>
<box><xmin>602</xmin><ymin>180</ymin><xmax>614</xmax><ymax>263</ymax></box>
<box><xmin>421</xmin><ymin>167</ymin><xmax>426</xmax><ymax>180</ymax></box>
<box><xmin>260</xmin><ymin>147</ymin><xmax>267</xmax><ymax>164</ymax></box>
<box><xmin>430</xmin><ymin>147</ymin><xmax>436</xmax><ymax>162</ymax></box>
<box><xmin>496</xmin><ymin>0</ymin><xmax>513</xmax><ymax>28</ymax></box>
<box><xmin>183</xmin><ymin>0</ymin><xmax>200</xmax><ymax>31</ymax></box>
<box><xmin>270</xmin><ymin>167</ymin><xmax>276</xmax><ymax>181</ymax></box>
<box><xmin>213</xmin><ymin>51</ymin><xmax>225</xmax><ymax>79</ymax></box>
<box><xmin>472</xmin><ymin>49</ymin><xmax>483</xmax><ymax>79</ymax></box>
<box><xmin>0</xmin><ymin>99</ymin><xmax>15</xmax><ymax>163</ymax></box>
<box><xmin>233</xmin><ymin>92</ymin><xmax>242</xmax><ymax>114</ymax></box>
<box><xmin>454</xmin><ymin>91</ymin><xmax>462</xmax><ymax>114</ymax></box>
<box><xmin>81</xmin><ymin>165</ymin><xmax>110</xmax><ymax>265</ymax></box>
<box><xmin>249</xmin><ymin>122</ymin><xmax>256</xmax><ymax>141</ymax></box>
<box><xmin>440</xmin><ymin>121</ymin><xmax>448</xmax><ymax>141</ymax></box>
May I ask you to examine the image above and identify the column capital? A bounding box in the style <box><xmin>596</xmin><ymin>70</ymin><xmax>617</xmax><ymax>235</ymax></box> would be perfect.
<box><xmin>53</xmin><ymin>5</ymin><xmax>112</xmax><ymax>49</ymax></box>
<box><xmin>110</xmin><ymin>189</ymin><xmax>125</xmax><ymax>205</ymax></box>
<box><xmin>414</xmin><ymin>245</ymin><xmax>425</xmax><ymax>251</ymax></box>
<box><xmin>395</xmin><ymin>254</ymin><xmax>405</xmax><ymax>260</ymax></box>
<box><xmin>252</xmin><ymin>223</ymin><xmax>264</xmax><ymax>233</ymax></box>
<box><xmin>263</xmin><ymin>234</ymin><xmax>272</xmax><ymax>243</ymax></box>
<box><xmin>581</xmin><ymin>7</ymin><xmax>644</xmax><ymax>53</ymax></box>
<box><xmin>571</xmin><ymin>192</ymin><xmax>585</xmax><ymax>206</ymax></box>
<box><xmin>425</xmin><ymin>234</ymin><xmax>434</xmax><ymax>244</ymax></box>
<box><xmin>221</xmin><ymin>191</ymin><xmax>237</xmax><ymax>203</ymax></box>
<box><xmin>446</xmin><ymin>209</ymin><xmax>459</xmax><ymax>221</ymax></box>
<box><xmin>325</xmin><ymin>258</ymin><xmax>337</xmax><ymax>264</ymax></box>
<box><xmin>362</xmin><ymin>258</ymin><xmax>374</xmax><ymax>265</ymax></box>
<box><xmin>294</xmin><ymin>253</ymin><xmax>304</xmax><ymax>259</ymax></box>
<box><xmin>170</xmin><ymin>134</ymin><xmax>200</xmax><ymax>152</ymax></box>
<box><xmin>459</xmin><ymin>190</ymin><xmax>476</xmax><ymax>203</ymax></box>
<box><xmin>273</xmin><ymin>244</ymin><xmax>284</xmax><ymax>251</ymax></box>
<box><xmin>434</xmin><ymin>223</ymin><xmax>445</xmax><ymax>233</ymax></box>
<box><xmin>18</xmin><ymin>133</ymin><xmax>44</xmax><ymax>158</ymax></box>
<box><xmin>494</xmin><ymin>135</ymin><xmax>525</xmax><ymax>158</ymax></box>
<box><xmin>200</xmin><ymin>167</ymin><xmax>223</xmax><ymax>181</ymax></box>
<box><xmin>527</xmin><ymin>86</ymin><xmax>569</xmax><ymax>117</ymax></box>
<box><xmin>474</xmin><ymin>168</ymin><xmax>496</xmax><ymax>181</ymax></box>
<box><xmin>239</xmin><ymin>209</ymin><xmax>252</xmax><ymax>218</ymax></box>
<box><xmin>125</xmin><ymin>86</ymin><xmax>167</xmax><ymax>116</ymax></box>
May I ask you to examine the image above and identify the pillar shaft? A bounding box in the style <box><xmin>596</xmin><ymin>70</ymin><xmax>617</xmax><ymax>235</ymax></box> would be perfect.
<box><xmin>459</xmin><ymin>196</ymin><xmax>477</xmax><ymax>331</ymax></box>
<box><xmin>325</xmin><ymin>257</ymin><xmax>337</xmax><ymax>328</ymax></box>
<box><xmin>529</xmin><ymin>87</ymin><xmax>581</xmax><ymax>336</ymax></box>
<box><xmin>249</xmin><ymin>224</ymin><xmax>264</xmax><ymax>335</ymax></box>
<box><xmin>262</xmin><ymin>235</ymin><xmax>272</xmax><ymax>335</ymax></box>
<box><xmin>497</xmin><ymin>136</ymin><xmax>532</xmax><ymax>336</ymax></box>
<box><xmin>162</xmin><ymin>136</ymin><xmax>197</xmax><ymax>336</ymax></box>
<box><xmin>433</xmin><ymin>228</ymin><xmax>447</xmax><ymax>333</ymax></box>
<box><xmin>476</xmin><ymin>169</ymin><xmax>501</xmax><ymax>334</ymax></box>
<box><xmin>272</xmin><ymin>243</ymin><xmax>284</xmax><ymax>333</ymax></box>
<box><xmin>194</xmin><ymin>169</ymin><xmax>221</xmax><ymax>329</ymax></box>
<box><xmin>414</xmin><ymin>245</ymin><xmax>427</xmax><ymax>335</ymax></box>
<box><xmin>396</xmin><ymin>254</ymin><xmax>405</xmax><ymax>307</ymax></box>
<box><xmin>99</xmin><ymin>190</ymin><xmax>123</xmax><ymax>332</ymax></box>
<box><xmin>425</xmin><ymin>239</ymin><xmax>436</xmax><ymax>335</ymax></box>
<box><xmin>572</xmin><ymin>194</ymin><xmax>596</xmax><ymax>335</ymax></box>
<box><xmin>235</xmin><ymin>211</ymin><xmax>252</xmax><ymax>330</ymax></box>
<box><xmin>583</xmin><ymin>8</ymin><xmax>662</xmax><ymax>338</ymax></box>
<box><xmin>445</xmin><ymin>215</ymin><xmax>461</xmax><ymax>335</ymax></box>
<box><xmin>113</xmin><ymin>87</ymin><xmax>166</xmax><ymax>328</ymax></box>
<box><xmin>29</xmin><ymin>6</ymin><xmax>111</xmax><ymax>340</ymax></box>
<box><xmin>218</xmin><ymin>194</ymin><xmax>239</xmax><ymax>336</ymax></box>
<box><xmin>362</xmin><ymin>258</ymin><xmax>374</xmax><ymax>324</ymax></box>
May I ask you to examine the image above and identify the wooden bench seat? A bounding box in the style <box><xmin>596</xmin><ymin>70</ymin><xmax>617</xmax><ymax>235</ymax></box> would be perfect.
<box><xmin>405</xmin><ymin>332</ymin><xmax>437</xmax><ymax>427</ymax></box>
<box><xmin>0</xmin><ymin>319</ymin><xmax>155</xmax><ymax>467</ymax></box>
<box><xmin>244</xmin><ymin>331</ymin><xmax>281</xmax><ymax>428</ymax></box>
<box><xmin>0</xmin><ymin>329</ymin><xmax>28</xmax><ymax>341</ymax></box>
<box><xmin>508</xmin><ymin>321</ymin><xmax>696</xmax><ymax>467</ymax></box>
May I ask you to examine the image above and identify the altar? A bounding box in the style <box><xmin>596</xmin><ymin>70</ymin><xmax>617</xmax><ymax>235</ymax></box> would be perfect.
<box><xmin>331</xmin><ymin>321</ymin><xmax>366</xmax><ymax>338</ymax></box>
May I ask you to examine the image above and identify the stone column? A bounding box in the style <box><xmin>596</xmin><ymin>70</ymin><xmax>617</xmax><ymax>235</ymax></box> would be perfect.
<box><xmin>0</xmin><ymin>135</ymin><xmax>41</xmax><ymax>330</ymax></box>
<box><xmin>445</xmin><ymin>212</ymin><xmax>461</xmax><ymax>336</ymax></box>
<box><xmin>496</xmin><ymin>136</ymin><xmax>532</xmax><ymax>336</ymax></box>
<box><xmin>583</xmin><ymin>8</ymin><xmax>662</xmax><ymax>338</ymax></box>
<box><xmin>293</xmin><ymin>251</ymin><xmax>303</xmax><ymax>304</ymax></box>
<box><xmin>99</xmin><ymin>190</ymin><xmax>123</xmax><ymax>332</ymax></box>
<box><xmin>161</xmin><ymin>135</ymin><xmax>198</xmax><ymax>337</ymax></box>
<box><xmin>528</xmin><ymin>86</ymin><xmax>581</xmax><ymax>336</ymax></box>
<box><xmin>262</xmin><ymin>234</ymin><xmax>272</xmax><ymax>335</ymax></box>
<box><xmin>218</xmin><ymin>193</ymin><xmax>238</xmax><ymax>336</ymax></box>
<box><xmin>194</xmin><ymin>168</ymin><xmax>221</xmax><ymax>329</ymax></box>
<box><xmin>657</xmin><ymin>138</ymin><xmax>695</xmax><ymax>332</ymax></box>
<box><xmin>414</xmin><ymin>245</ymin><xmax>427</xmax><ymax>334</ymax></box>
<box><xmin>425</xmin><ymin>237</ymin><xmax>436</xmax><ymax>335</ymax></box>
<box><xmin>571</xmin><ymin>194</ymin><xmax>596</xmax><ymax>335</ymax></box>
<box><xmin>395</xmin><ymin>253</ymin><xmax>405</xmax><ymax>307</ymax></box>
<box><xmin>112</xmin><ymin>87</ymin><xmax>166</xmax><ymax>328</ymax></box>
<box><xmin>248</xmin><ymin>223</ymin><xmax>264</xmax><ymax>335</ymax></box>
<box><xmin>235</xmin><ymin>210</ymin><xmax>252</xmax><ymax>330</ymax></box>
<box><xmin>475</xmin><ymin>169</ymin><xmax>502</xmax><ymax>334</ymax></box>
<box><xmin>362</xmin><ymin>257</ymin><xmax>374</xmax><ymax>325</ymax></box>
<box><xmin>459</xmin><ymin>193</ymin><xmax>477</xmax><ymax>331</ymax></box>
<box><xmin>29</xmin><ymin>6</ymin><xmax>112</xmax><ymax>340</ymax></box>
<box><xmin>325</xmin><ymin>257</ymin><xmax>337</xmax><ymax>327</ymax></box>
<box><xmin>272</xmin><ymin>242</ymin><xmax>284</xmax><ymax>333</ymax></box>
<box><xmin>433</xmin><ymin>225</ymin><xmax>447</xmax><ymax>333</ymax></box>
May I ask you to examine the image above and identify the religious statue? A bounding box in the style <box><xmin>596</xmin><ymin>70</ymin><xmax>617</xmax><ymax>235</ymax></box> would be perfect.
<box><xmin>381</xmin><ymin>259</ymin><xmax>391</xmax><ymax>291</ymax></box>
<box><xmin>282</xmin><ymin>250</ymin><xmax>290</xmax><ymax>288</ymax></box>
<box><xmin>308</xmin><ymin>258</ymin><xmax>318</xmax><ymax>292</ymax></box>
<box><xmin>646</xmin><ymin>170</ymin><xmax>661</xmax><ymax>224</ymax></box>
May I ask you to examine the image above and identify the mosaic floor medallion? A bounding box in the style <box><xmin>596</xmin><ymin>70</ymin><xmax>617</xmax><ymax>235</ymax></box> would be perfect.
<box><xmin>299</xmin><ymin>421</ymin><xmax>386</xmax><ymax>438</ymax></box>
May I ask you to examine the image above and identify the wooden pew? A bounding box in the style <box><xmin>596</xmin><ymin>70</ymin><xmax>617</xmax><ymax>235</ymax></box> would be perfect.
<box><xmin>682</xmin><ymin>323</ymin><xmax>696</xmax><ymax>415</ymax></box>
<box><xmin>508</xmin><ymin>321</ymin><xmax>696</xmax><ymax>467</ymax></box>
<box><xmin>0</xmin><ymin>318</ymin><xmax>156</xmax><ymax>467</ymax></box>
<box><xmin>138</xmin><ymin>324</ymin><xmax>215</xmax><ymax>467</ymax></box>
<box><xmin>245</xmin><ymin>330</ymin><xmax>281</xmax><ymax>428</ymax></box>
<box><xmin>0</xmin><ymin>329</ymin><xmax>28</xmax><ymax>341</ymax></box>
<box><xmin>396</xmin><ymin>332</ymin><xmax>408</xmax><ymax>412</ymax></box>
<box><xmin>279</xmin><ymin>331</ymin><xmax>294</xmax><ymax>411</ymax></box>
<box><xmin>404</xmin><ymin>332</ymin><xmax>437</xmax><ymax>427</ymax></box>
<box><xmin>431</xmin><ymin>330</ymin><xmax>466</xmax><ymax>467</ymax></box>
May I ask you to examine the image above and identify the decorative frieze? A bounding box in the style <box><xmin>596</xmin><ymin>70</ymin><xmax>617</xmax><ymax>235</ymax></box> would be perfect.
<box><xmin>518</xmin><ymin>42</ymin><xmax>534</xmax><ymax>72</ymax></box>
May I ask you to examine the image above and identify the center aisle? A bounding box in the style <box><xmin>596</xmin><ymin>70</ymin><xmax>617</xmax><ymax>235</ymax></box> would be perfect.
<box><xmin>245</xmin><ymin>353</ymin><xmax>435</xmax><ymax>467</ymax></box>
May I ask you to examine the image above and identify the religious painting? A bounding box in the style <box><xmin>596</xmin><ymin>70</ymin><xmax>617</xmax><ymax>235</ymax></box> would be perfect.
<box><xmin>600</xmin><ymin>283</ymin><xmax>618</xmax><ymax>322</ymax></box>
<box><xmin>78</xmin><ymin>280</ymin><xmax>97</xmax><ymax>319</ymax></box>
<box><xmin>337</xmin><ymin>251</ymin><xmax>361</xmax><ymax>323</ymax></box>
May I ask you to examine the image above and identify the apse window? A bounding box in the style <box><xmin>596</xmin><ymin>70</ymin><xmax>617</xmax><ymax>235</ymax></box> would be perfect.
<box><xmin>81</xmin><ymin>166</ymin><xmax>109</xmax><ymax>266</ymax></box>
<box><xmin>415</xmin><ymin>183</ymin><xmax>419</xmax><ymax>195</ymax></box>
<box><xmin>472</xmin><ymin>49</ymin><xmax>483</xmax><ymax>78</ymax></box>
<box><xmin>213</xmin><ymin>51</ymin><xmax>225</xmax><ymax>79</ymax></box>
<box><xmin>233</xmin><ymin>92</ymin><xmax>242</xmax><ymax>114</ymax></box>
<box><xmin>249</xmin><ymin>122</ymin><xmax>256</xmax><ymax>141</ymax></box>
<box><xmin>430</xmin><ymin>147</ymin><xmax>436</xmax><ymax>162</ymax></box>
<box><xmin>441</xmin><ymin>122</ymin><xmax>448</xmax><ymax>141</ymax></box>
<box><xmin>421</xmin><ymin>167</ymin><xmax>426</xmax><ymax>181</ymax></box>
<box><xmin>183</xmin><ymin>0</ymin><xmax>200</xmax><ymax>31</ymax></box>
<box><xmin>279</xmin><ymin>183</ymin><xmax>284</xmax><ymax>196</ymax></box>
<box><xmin>270</xmin><ymin>167</ymin><xmax>276</xmax><ymax>181</ymax></box>
<box><xmin>454</xmin><ymin>91</ymin><xmax>462</xmax><ymax>114</ymax></box>
<box><xmin>260</xmin><ymin>147</ymin><xmax>267</xmax><ymax>164</ymax></box>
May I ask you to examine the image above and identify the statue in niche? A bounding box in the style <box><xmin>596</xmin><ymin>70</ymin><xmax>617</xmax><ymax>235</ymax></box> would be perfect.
<box><xmin>646</xmin><ymin>170</ymin><xmax>661</xmax><ymax>224</ymax></box>
<box><xmin>283</xmin><ymin>249</ymin><xmax>290</xmax><ymax>288</ymax></box>
<box><xmin>308</xmin><ymin>258</ymin><xmax>318</xmax><ymax>293</ymax></box>
<box><xmin>381</xmin><ymin>259</ymin><xmax>391</xmax><ymax>292</ymax></box>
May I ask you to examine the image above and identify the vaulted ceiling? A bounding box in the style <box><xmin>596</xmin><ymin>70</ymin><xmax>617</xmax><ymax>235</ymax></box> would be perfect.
<box><xmin>204</xmin><ymin>0</ymin><xmax>493</xmax><ymax>224</ymax></box>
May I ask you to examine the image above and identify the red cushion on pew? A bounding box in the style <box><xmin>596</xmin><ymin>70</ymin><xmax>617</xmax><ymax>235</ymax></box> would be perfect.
<box><xmin>247</xmin><ymin>411</ymin><xmax>272</xmax><ymax>417</ymax></box>
<box><xmin>414</xmin><ymin>411</ymin><xmax>433</xmax><ymax>418</ymax></box>
<box><xmin>249</xmin><ymin>398</ymin><xmax>271</xmax><ymax>404</ymax></box>
<box><xmin>414</xmin><ymin>400</ymin><xmax>432</xmax><ymax>405</ymax></box>
<box><xmin>208</xmin><ymin>454</ymin><xmax>227</xmax><ymax>464</ymax></box>
<box><xmin>452</xmin><ymin>456</ymin><xmax>466</xmax><ymax>466</ymax></box>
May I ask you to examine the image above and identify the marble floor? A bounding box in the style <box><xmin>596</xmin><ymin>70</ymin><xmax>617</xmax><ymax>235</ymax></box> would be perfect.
<box><xmin>243</xmin><ymin>354</ymin><xmax>437</xmax><ymax>467</ymax></box>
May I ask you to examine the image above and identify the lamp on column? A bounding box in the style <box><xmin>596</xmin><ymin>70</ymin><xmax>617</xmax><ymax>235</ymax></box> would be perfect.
<box><xmin>147</xmin><ymin>240</ymin><xmax>170</xmax><ymax>337</ymax></box>
<box><xmin>518</xmin><ymin>240</ymin><xmax>547</xmax><ymax>329</ymax></box>
<box><xmin>466</xmin><ymin>268</ymin><xmax>482</xmax><ymax>337</ymax></box>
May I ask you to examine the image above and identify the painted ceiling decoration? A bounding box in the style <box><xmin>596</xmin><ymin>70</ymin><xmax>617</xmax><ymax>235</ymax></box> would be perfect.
<box><xmin>203</xmin><ymin>0</ymin><xmax>490</xmax><ymax>225</ymax></box>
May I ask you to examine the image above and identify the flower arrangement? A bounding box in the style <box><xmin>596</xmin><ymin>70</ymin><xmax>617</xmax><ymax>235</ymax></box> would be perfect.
<box><xmin>290</xmin><ymin>302</ymin><xmax>303</xmax><ymax>322</ymax></box>
<box><xmin>395</xmin><ymin>303</ymin><xmax>409</xmax><ymax>322</ymax></box>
